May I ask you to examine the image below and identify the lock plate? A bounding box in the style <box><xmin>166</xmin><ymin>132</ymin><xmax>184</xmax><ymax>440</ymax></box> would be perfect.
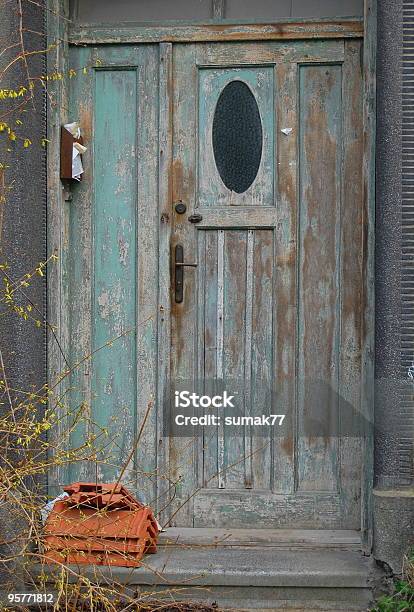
<box><xmin>175</xmin><ymin>202</ymin><xmax>187</xmax><ymax>214</ymax></box>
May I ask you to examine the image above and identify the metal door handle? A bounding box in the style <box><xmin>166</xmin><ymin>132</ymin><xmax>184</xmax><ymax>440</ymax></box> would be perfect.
<box><xmin>175</xmin><ymin>244</ymin><xmax>198</xmax><ymax>303</ymax></box>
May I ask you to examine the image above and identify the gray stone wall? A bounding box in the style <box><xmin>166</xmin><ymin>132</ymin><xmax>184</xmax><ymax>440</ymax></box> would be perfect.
<box><xmin>374</xmin><ymin>0</ymin><xmax>414</xmax><ymax>574</ymax></box>
<box><xmin>0</xmin><ymin>0</ymin><xmax>46</xmax><ymax>591</ymax></box>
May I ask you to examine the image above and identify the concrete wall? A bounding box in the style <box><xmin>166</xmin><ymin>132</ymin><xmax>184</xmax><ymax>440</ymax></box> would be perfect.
<box><xmin>0</xmin><ymin>0</ymin><xmax>46</xmax><ymax>591</ymax></box>
<box><xmin>374</xmin><ymin>0</ymin><xmax>414</xmax><ymax>574</ymax></box>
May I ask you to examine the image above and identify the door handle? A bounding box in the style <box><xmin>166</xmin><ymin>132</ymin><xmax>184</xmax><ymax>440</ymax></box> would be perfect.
<box><xmin>175</xmin><ymin>244</ymin><xmax>198</xmax><ymax>303</ymax></box>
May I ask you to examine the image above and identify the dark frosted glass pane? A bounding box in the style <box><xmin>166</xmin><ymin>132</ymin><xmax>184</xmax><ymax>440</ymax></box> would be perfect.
<box><xmin>72</xmin><ymin>0</ymin><xmax>212</xmax><ymax>23</ymax></box>
<box><xmin>291</xmin><ymin>0</ymin><xmax>363</xmax><ymax>17</ymax></box>
<box><xmin>226</xmin><ymin>0</ymin><xmax>291</xmax><ymax>19</ymax></box>
<box><xmin>226</xmin><ymin>0</ymin><xmax>363</xmax><ymax>19</ymax></box>
<box><xmin>212</xmin><ymin>81</ymin><xmax>262</xmax><ymax>194</ymax></box>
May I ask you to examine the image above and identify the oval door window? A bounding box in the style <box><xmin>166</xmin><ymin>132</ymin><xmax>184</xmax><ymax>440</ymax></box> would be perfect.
<box><xmin>212</xmin><ymin>80</ymin><xmax>263</xmax><ymax>194</ymax></box>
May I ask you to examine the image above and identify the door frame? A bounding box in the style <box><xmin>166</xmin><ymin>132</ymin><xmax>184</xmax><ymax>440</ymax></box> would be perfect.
<box><xmin>46</xmin><ymin>0</ymin><xmax>376</xmax><ymax>549</ymax></box>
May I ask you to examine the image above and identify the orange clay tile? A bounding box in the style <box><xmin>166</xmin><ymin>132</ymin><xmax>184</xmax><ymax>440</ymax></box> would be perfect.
<box><xmin>43</xmin><ymin>482</ymin><xmax>159</xmax><ymax>567</ymax></box>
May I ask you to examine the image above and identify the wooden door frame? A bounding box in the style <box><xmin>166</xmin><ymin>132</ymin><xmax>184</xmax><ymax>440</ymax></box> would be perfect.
<box><xmin>46</xmin><ymin>0</ymin><xmax>376</xmax><ymax>548</ymax></box>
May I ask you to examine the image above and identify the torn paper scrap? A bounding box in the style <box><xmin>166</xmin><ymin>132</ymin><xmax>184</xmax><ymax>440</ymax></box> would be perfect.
<box><xmin>40</xmin><ymin>492</ymin><xmax>69</xmax><ymax>524</ymax></box>
<box><xmin>72</xmin><ymin>146</ymin><xmax>84</xmax><ymax>181</ymax></box>
<box><xmin>64</xmin><ymin>121</ymin><xmax>87</xmax><ymax>180</ymax></box>
<box><xmin>281</xmin><ymin>128</ymin><xmax>293</xmax><ymax>135</ymax></box>
<box><xmin>64</xmin><ymin>121</ymin><xmax>80</xmax><ymax>139</ymax></box>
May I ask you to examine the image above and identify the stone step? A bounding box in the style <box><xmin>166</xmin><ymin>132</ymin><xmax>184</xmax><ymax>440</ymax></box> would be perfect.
<box><xmin>158</xmin><ymin>527</ymin><xmax>363</xmax><ymax>550</ymax></box>
<box><xmin>73</xmin><ymin>530</ymin><xmax>373</xmax><ymax>610</ymax></box>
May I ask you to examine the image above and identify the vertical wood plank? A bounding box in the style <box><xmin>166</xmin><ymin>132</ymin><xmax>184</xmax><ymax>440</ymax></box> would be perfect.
<box><xmin>196</xmin><ymin>230</ymin><xmax>206</xmax><ymax>491</ymax></box>
<box><xmin>47</xmin><ymin>0</ymin><xmax>70</xmax><ymax>495</ymax></box>
<box><xmin>203</xmin><ymin>230</ymin><xmax>219</xmax><ymax>489</ymax></box>
<box><xmin>297</xmin><ymin>63</ymin><xmax>342</xmax><ymax>493</ymax></box>
<box><xmin>361</xmin><ymin>0</ymin><xmax>377</xmax><ymax>551</ymax></box>
<box><xmin>170</xmin><ymin>43</ymin><xmax>198</xmax><ymax>525</ymax></box>
<box><xmin>157</xmin><ymin>42</ymin><xmax>173</xmax><ymax>520</ymax></box>
<box><xmin>251</xmin><ymin>229</ymin><xmax>274</xmax><ymax>490</ymax></box>
<box><xmin>244</xmin><ymin>229</ymin><xmax>254</xmax><ymax>489</ymax></box>
<box><xmin>223</xmin><ymin>230</ymin><xmax>246</xmax><ymax>489</ymax></box>
<box><xmin>339</xmin><ymin>39</ymin><xmax>364</xmax><ymax>526</ymax></box>
<box><xmin>217</xmin><ymin>229</ymin><xmax>225</xmax><ymax>489</ymax></box>
<box><xmin>92</xmin><ymin>68</ymin><xmax>137</xmax><ymax>482</ymax></box>
<box><xmin>67</xmin><ymin>45</ymin><xmax>94</xmax><ymax>483</ymax></box>
<box><xmin>136</xmin><ymin>45</ymin><xmax>159</xmax><ymax>506</ymax></box>
<box><xmin>273</xmin><ymin>61</ymin><xmax>298</xmax><ymax>494</ymax></box>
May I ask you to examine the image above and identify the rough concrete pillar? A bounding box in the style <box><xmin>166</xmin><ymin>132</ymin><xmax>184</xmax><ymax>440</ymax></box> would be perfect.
<box><xmin>0</xmin><ymin>0</ymin><xmax>46</xmax><ymax>591</ymax></box>
<box><xmin>374</xmin><ymin>0</ymin><xmax>414</xmax><ymax>574</ymax></box>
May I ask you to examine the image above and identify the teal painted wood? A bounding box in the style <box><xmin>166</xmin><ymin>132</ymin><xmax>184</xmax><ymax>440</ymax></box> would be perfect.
<box><xmin>92</xmin><ymin>68</ymin><xmax>137</xmax><ymax>481</ymax></box>
<box><xmin>67</xmin><ymin>46</ymin><xmax>159</xmax><ymax>504</ymax></box>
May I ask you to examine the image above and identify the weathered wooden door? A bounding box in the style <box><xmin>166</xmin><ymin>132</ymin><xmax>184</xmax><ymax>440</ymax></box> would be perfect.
<box><xmin>169</xmin><ymin>39</ymin><xmax>364</xmax><ymax>529</ymax></box>
<box><xmin>66</xmin><ymin>37</ymin><xmax>365</xmax><ymax>530</ymax></box>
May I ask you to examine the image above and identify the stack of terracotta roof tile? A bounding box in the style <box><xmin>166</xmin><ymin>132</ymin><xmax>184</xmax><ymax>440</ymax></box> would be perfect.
<box><xmin>43</xmin><ymin>482</ymin><xmax>159</xmax><ymax>567</ymax></box>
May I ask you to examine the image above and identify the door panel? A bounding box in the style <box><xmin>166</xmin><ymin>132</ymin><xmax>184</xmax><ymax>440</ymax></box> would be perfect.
<box><xmin>199</xmin><ymin>66</ymin><xmax>275</xmax><ymax>207</ymax></box>
<box><xmin>67</xmin><ymin>46</ymin><xmax>159</xmax><ymax>505</ymax></box>
<box><xmin>297</xmin><ymin>63</ymin><xmax>342</xmax><ymax>493</ymax></box>
<box><xmin>170</xmin><ymin>40</ymin><xmax>364</xmax><ymax>528</ymax></box>
<box><xmin>92</xmin><ymin>69</ymin><xmax>137</xmax><ymax>482</ymax></box>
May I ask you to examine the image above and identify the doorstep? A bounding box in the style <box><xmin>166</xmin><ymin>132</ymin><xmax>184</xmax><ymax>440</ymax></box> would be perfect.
<box><xmin>37</xmin><ymin>528</ymin><xmax>374</xmax><ymax>610</ymax></box>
